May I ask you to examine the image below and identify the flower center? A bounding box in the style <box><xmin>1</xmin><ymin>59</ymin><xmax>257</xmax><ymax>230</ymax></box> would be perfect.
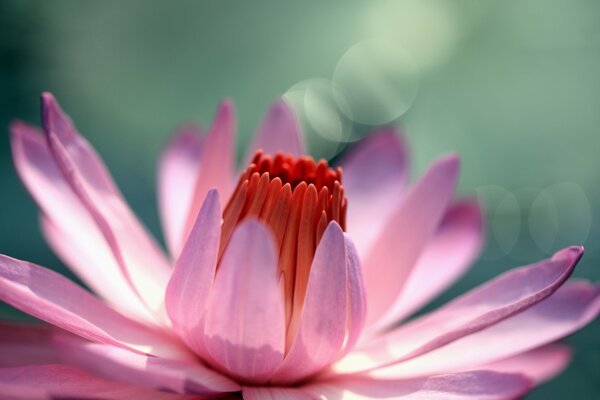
<box><xmin>221</xmin><ymin>150</ymin><xmax>347</xmax><ymax>343</ymax></box>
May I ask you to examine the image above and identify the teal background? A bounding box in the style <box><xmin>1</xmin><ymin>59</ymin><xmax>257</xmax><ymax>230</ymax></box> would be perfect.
<box><xmin>1</xmin><ymin>1</ymin><xmax>599</xmax><ymax>397</ymax></box>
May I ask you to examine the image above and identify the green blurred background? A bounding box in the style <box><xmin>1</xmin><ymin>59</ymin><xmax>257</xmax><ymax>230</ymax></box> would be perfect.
<box><xmin>1</xmin><ymin>0</ymin><xmax>599</xmax><ymax>397</ymax></box>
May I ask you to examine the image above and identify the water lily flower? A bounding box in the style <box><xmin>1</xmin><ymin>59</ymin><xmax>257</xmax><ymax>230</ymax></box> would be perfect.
<box><xmin>1</xmin><ymin>92</ymin><xmax>598</xmax><ymax>399</ymax></box>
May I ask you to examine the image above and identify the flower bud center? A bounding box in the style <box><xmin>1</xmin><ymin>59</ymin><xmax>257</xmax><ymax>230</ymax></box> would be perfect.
<box><xmin>221</xmin><ymin>150</ymin><xmax>347</xmax><ymax>342</ymax></box>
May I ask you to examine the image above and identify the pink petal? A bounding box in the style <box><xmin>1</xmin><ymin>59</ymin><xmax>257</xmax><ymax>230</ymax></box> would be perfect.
<box><xmin>338</xmin><ymin>127</ymin><xmax>409</xmax><ymax>258</ymax></box>
<box><xmin>0</xmin><ymin>254</ymin><xmax>188</xmax><ymax>359</ymax></box>
<box><xmin>367</xmin><ymin>280</ymin><xmax>599</xmax><ymax>379</ymax></box>
<box><xmin>271</xmin><ymin>222</ymin><xmax>348</xmax><ymax>384</ymax></box>
<box><xmin>10</xmin><ymin>122</ymin><xmax>152</xmax><ymax>323</ymax></box>
<box><xmin>0</xmin><ymin>364</ymin><xmax>196</xmax><ymax>400</ymax></box>
<box><xmin>481</xmin><ymin>344</ymin><xmax>572</xmax><ymax>384</ymax></box>
<box><xmin>334</xmin><ymin>246</ymin><xmax>583</xmax><ymax>374</ymax></box>
<box><xmin>378</xmin><ymin>200</ymin><xmax>484</xmax><ymax>327</ymax></box>
<box><xmin>158</xmin><ymin>124</ymin><xmax>204</xmax><ymax>258</ymax></box>
<box><xmin>41</xmin><ymin>93</ymin><xmax>172</xmax><ymax>318</ymax></box>
<box><xmin>364</xmin><ymin>155</ymin><xmax>460</xmax><ymax>327</ymax></box>
<box><xmin>165</xmin><ymin>189</ymin><xmax>221</xmax><ymax>356</ymax></box>
<box><xmin>245</xmin><ymin>98</ymin><xmax>305</xmax><ymax>162</ymax></box>
<box><xmin>185</xmin><ymin>100</ymin><xmax>236</xmax><ymax>236</ymax></box>
<box><xmin>302</xmin><ymin>371</ymin><xmax>531</xmax><ymax>400</ymax></box>
<box><xmin>242</xmin><ymin>386</ymin><xmax>313</xmax><ymax>400</ymax></box>
<box><xmin>0</xmin><ymin>321</ymin><xmax>60</xmax><ymax>367</ymax></box>
<box><xmin>338</xmin><ymin>234</ymin><xmax>367</xmax><ymax>358</ymax></box>
<box><xmin>40</xmin><ymin>93</ymin><xmax>120</xmax><ymax>198</ymax></box>
<box><xmin>204</xmin><ymin>220</ymin><xmax>285</xmax><ymax>383</ymax></box>
<box><xmin>54</xmin><ymin>335</ymin><xmax>239</xmax><ymax>395</ymax></box>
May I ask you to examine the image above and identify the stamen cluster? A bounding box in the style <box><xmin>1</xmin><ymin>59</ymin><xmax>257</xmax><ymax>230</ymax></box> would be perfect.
<box><xmin>221</xmin><ymin>150</ymin><xmax>347</xmax><ymax>338</ymax></box>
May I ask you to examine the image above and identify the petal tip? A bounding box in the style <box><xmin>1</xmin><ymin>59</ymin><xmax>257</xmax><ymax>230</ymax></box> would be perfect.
<box><xmin>269</xmin><ymin>98</ymin><xmax>293</xmax><ymax>116</ymax></box>
<box><xmin>206</xmin><ymin>187</ymin><xmax>220</xmax><ymax>201</ymax></box>
<box><xmin>8</xmin><ymin>120</ymin><xmax>41</xmax><ymax>154</ymax></box>
<box><xmin>40</xmin><ymin>92</ymin><xmax>59</xmax><ymax>118</ymax></box>
<box><xmin>320</xmin><ymin>221</ymin><xmax>345</xmax><ymax>251</ymax></box>
<box><xmin>440</xmin><ymin>152</ymin><xmax>460</xmax><ymax>168</ymax></box>
<box><xmin>200</xmin><ymin>188</ymin><xmax>222</xmax><ymax>217</ymax></box>
<box><xmin>212</xmin><ymin>99</ymin><xmax>236</xmax><ymax>130</ymax></box>
<box><xmin>375</xmin><ymin>125</ymin><xmax>402</xmax><ymax>139</ymax></box>
<box><xmin>456</xmin><ymin>198</ymin><xmax>485</xmax><ymax>222</ymax></box>
<box><xmin>325</xmin><ymin>219</ymin><xmax>344</xmax><ymax>236</ymax></box>
<box><xmin>8</xmin><ymin>119</ymin><xmax>27</xmax><ymax>137</ymax></box>
<box><xmin>187</xmin><ymin>188</ymin><xmax>222</xmax><ymax>236</ymax></box>
<box><xmin>552</xmin><ymin>246</ymin><xmax>584</xmax><ymax>264</ymax></box>
<box><xmin>357</xmin><ymin>125</ymin><xmax>408</xmax><ymax>156</ymax></box>
<box><xmin>217</xmin><ymin>98</ymin><xmax>235</xmax><ymax>114</ymax></box>
<box><xmin>40</xmin><ymin>91</ymin><xmax>56</xmax><ymax>105</ymax></box>
<box><xmin>40</xmin><ymin>92</ymin><xmax>72</xmax><ymax>139</ymax></box>
<box><xmin>432</xmin><ymin>153</ymin><xmax>461</xmax><ymax>181</ymax></box>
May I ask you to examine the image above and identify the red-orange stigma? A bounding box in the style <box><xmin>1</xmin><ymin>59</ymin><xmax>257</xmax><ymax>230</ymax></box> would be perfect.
<box><xmin>220</xmin><ymin>150</ymin><xmax>347</xmax><ymax>345</ymax></box>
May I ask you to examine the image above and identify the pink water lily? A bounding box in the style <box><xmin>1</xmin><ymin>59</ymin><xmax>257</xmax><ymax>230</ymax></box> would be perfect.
<box><xmin>0</xmin><ymin>92</ymin><xmax>598</xmax><ymax>399</ymax></box>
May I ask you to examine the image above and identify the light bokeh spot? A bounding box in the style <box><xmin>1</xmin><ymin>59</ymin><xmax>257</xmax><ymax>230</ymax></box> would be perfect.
<box><xmin>332</xmin><ymin>39</ymin><xmax>419</xmax><ymax>125</ymax></box>
<box><xmin>283</xmin><ymin>79</ymin><xmax>352</xmax><ymax>160</ymax></box>
<box><xmin>366</xmin><ymin>0</ymin><xmax>463</xmax><ymax>70</ymax></box>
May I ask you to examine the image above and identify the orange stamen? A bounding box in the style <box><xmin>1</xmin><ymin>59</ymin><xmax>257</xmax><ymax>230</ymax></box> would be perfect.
<box><xmin>219</xmin><ymin>150</ymin><xmax>347</xmax><ymax>349</ymax></box>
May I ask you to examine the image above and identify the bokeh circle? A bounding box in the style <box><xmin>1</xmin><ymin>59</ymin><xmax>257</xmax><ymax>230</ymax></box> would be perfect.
<box><xmin>332</xmin><ymin>39</ymin><xmax>420</xmax><ymax>125</ymax></box>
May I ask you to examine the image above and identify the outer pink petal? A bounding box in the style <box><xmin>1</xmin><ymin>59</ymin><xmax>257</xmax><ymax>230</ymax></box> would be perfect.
<box><xmin>0</xmin><ymin>321</ymin><xmax>60</xmax><ymax>367</ymax></box>
<box><xmin>10</xmin><ymin>122</ymin><xmax>152</xmax><ymax>323</ymax></box>
<box><xmin>0</xmin><ymin>364</ymin><xmax>196</xmax><ymax>400</ymax></box>
<box><xmin>158</xmin><ymin>124</ymin><xmax>204</xmax><ymax>258</ymax></box>
<box><xmin>204</xmin><ymin>220</ymin><xmax>285</xmax><ymax>383</ymax></box>
<box><xmin>334</xmin><ymin>246</ymin><xmax>583</xmax><ymax>374</ymax></box>
<box><xmin>40</xmin><ymin>93</ymin><xmax>120</xmax><ymax>198</ymax></box>
<box><xmin>271</xmin><ymin>222</ymin><xmax>348</xmax><ymax>384</ymax></box>
<box><xmin>481</xmin><ymin>344</ymin><xmax>572</xmax><ymax>385</ymax></box>
<box><xmin>303</xmin><ymin>371</ymin><xmax>531</xmax><ymax>400</ymax></box>
<box><xmin>378</xmin><ymin>200</ymin><xmax>484</xmax><ymax>327</ymax></box>
<box><xmin>41</xmin><ymin>93</ymin><xmax>172</xmax><ymax>318</ymax></box>
<box><xmin>339</xmin><ymin>127</ymin><xmax>409</xmax><ymax>258</ymax></box>
<box><xmin>242</xmin><ymin>386</ymin><xmax>313</xmax><ymax>400</ymax></box>
<box><xmin>0</xmin><ymin>254</ymin><xmax>188</xmax><ymax>359</ymax></box>
<box><xmin>185</xmin><ymin>100</ymin><xmax>236</xmax><ymax>236</ymax></box>
<box><xmin>166</xmin><ymin>189</ymin><xmax>221</xmax><ymax>356</ymax></box>
<box><xmin>54</xmin><ymin>335</ymin><xmax>239</xmax><ymax>395</ymax></box>
<box><xmin>364</xmin><ymin>155</ymin><xmax>459</xmax><ymax>327</ymax></box>
<box><xmin>367</xmin><ymin>281</ymin><xmax>599</xmax><ymax>379</ymax></box>
<box><xmin>245</xmin><ymin>98</ymin><xmax>305</xmax><ymax>162</ymax></box>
